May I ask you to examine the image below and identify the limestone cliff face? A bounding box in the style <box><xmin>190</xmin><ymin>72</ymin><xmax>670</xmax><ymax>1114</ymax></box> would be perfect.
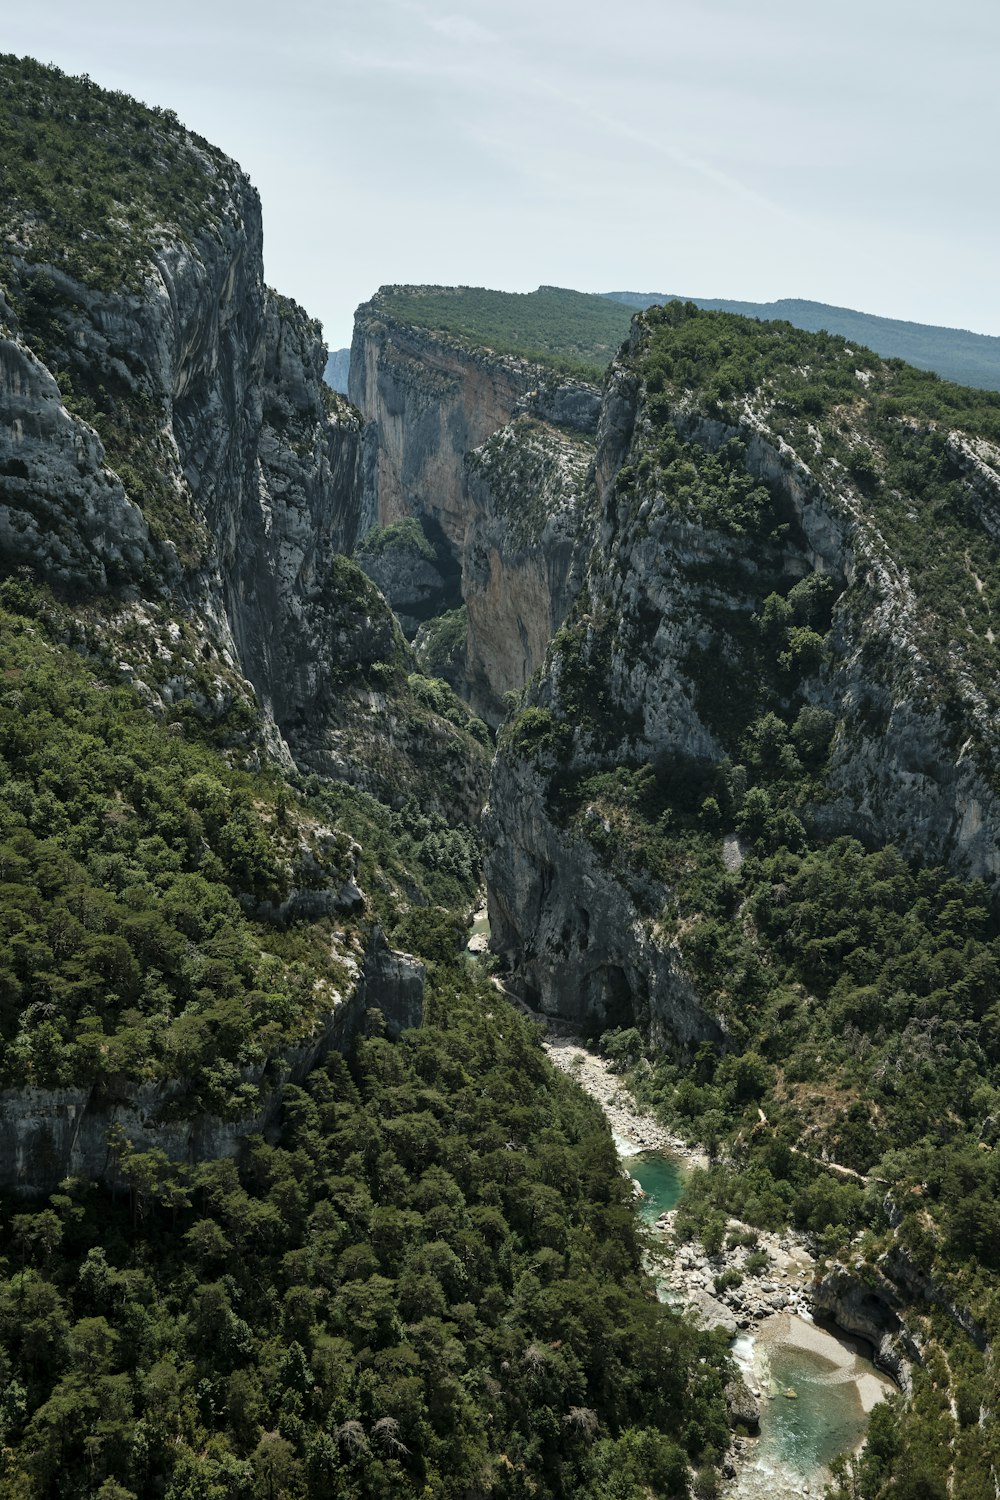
<box><xmin>0</xmin><ymin>159</ymin><xmax>492</xmax><ymax>818</ymax></box>
<box><xmin>228</xmin><ymin>293</ymin><xmax>366</xmax><ymax>755</ymax></box>
<box><xmin>463</xmin><ymin>406</ymin><xmax>595</xmax><ymax>722</ymax></box>
<box><xmin>486</xmin><ymin>310</ymin><xmax>1000</xmax><ymax>1038</ymax></box>
<box><xmin>485</xmin><ymin>752</ymin><xmax>725</xmax><ymax>1046</ymax></box>
<box><xmin>349</xmin><ymin>297</ymin><xmax>541</xmax><ymax>544</ymax></box>
<box><xmin>1</xmin><ymin>196</ymin><xmax>377</xmax><ymax>766</ymax></box>
<box><xmin>350</xmin><ymin>290</ymin><xmax>601</xmax><ymax>714</ymax></box>
<box><xmin>0</xmin><ymin>291</ymin><xmax>159</xmax><ymax>592</ymax></box>
<box><xmin>811</xmin><ymin>1242</ymin><xmax>991</xmax><ymax>1392</ymax></box>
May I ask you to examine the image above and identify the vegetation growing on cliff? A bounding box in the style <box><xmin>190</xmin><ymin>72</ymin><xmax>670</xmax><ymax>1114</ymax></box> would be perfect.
<box><xmin>0</xmin><ymin>580</ymin><xmax>362</xmax><ymax>1104</ymax></box>
<box><xmin>637</xmin><ymin>302</ymin><xmax>1000</xmax><ymax>739</ymax></box>
<box><xmin>355</xmin><ymin>519</ymin><xmax>436</xmax><ymax>565</ymax></box>
<box><xmin>367</xmin><ymin>285</ymin><xmax>633</xmax><ymax>381</ymax></box>
<box><xmin>0</xmin><ymin>575</ymin><xmax>489</xmax><ymax>1108</ymax></box>
<box><xmin>413</xmin><ymin>607</ymin><xmax>467</xmax><ymax>688</ymax></box>
<box><xmin>604</xmin><ymin>290</ymin><xmax>1000</xmax><ymax>393</ymax></box>
<box><xmin>0</xmin><ymin>949</ymin><xmax>730</xmax><ymax>1500</ymax></box>
<box><xmin>500</xmin><ymin>306</ymin><xmax>1000</xmax><ymax>1499</ymax></box>
<box><xmin>466</xmin><ymin>415</ymin><xmax>594</xmax><ymax>549</ymax></box>
<box><xmin>0</xmin><ymin>53</ymin><xmax>243</xmax><ymax>290</ymax></box>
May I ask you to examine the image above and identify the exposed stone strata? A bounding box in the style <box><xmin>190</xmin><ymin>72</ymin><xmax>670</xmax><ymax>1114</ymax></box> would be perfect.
<box><xmin>463</xmin><ymin>413</ymin><xmax>594</xmax><ymax>721</ymax></box>
<box><xmin>485</xmin><ymin>753</ymin><xmax>725</xmax><ymax>1046</ymax></box>
<box><xmin>0</xmin><ymin>313</ymin><xmax>159</xmax><ymax>592</ymax></box>
<box><xmin>350</xmin><ymin>292</ymin><xmax>601</xmax><ymax>715</ymax></box>
<box><xmin>349</xmin><ymin>299</ymin><xmax>543</xmax><ymax>546</ymax></box>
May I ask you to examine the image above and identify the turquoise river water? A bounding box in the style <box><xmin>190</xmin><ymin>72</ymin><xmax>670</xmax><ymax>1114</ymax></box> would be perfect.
<box><xmin>623</xmin><ymin>1146</ymin><xmax>890</xmax><ymax>1498</ymax></box>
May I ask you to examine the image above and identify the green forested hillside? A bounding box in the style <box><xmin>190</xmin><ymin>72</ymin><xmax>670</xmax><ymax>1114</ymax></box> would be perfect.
<box><xmin>501</xmin><ymin>303</ymin><xmax>1000</xmax><ymax>1500</ymax></box>
<box><xmin>0</xmin><ymin>52</ymin><xmax>243</xmax><ymax>290</ymax></box>
<box><xmin>0</xmin><ymin>947</ymin><xmax>728</xmax><ymax>1500</ymax></box>
<box><xmin>0</xmin><ymin>577</ymin><xmax>491</xmax><ymax>1104</ymax></box>
<box><xmin>604</xmin><ymin>290</ymin><xmax>1000</xmax><ymax>392</ymax></box>
<box><xmin>365</xmin><ymin>285</ymin><xmax>634</xmax><ymax>381</ymax></box>
<box><xmin>0</xmin><ymin>549</ymin><xmax>729</xmax><ymax>1500</ymax></box>
<box><xmin>365</xmin><ymin>283</ymin><xmax>1000</xmax><ymax>394</ymax></box>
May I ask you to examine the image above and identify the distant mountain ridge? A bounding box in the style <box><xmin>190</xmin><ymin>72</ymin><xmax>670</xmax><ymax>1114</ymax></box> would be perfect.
<box><xmin>602</xmin><ymin>291</ymin><xmax>1000</xmax><ymax>391</ymax></box>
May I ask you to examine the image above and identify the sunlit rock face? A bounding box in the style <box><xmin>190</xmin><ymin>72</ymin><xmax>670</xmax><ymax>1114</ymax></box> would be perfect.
<box><xmin>350</xmin><ymin>292</ymin><xmax>601</xmax><ymax>720</ymax></box>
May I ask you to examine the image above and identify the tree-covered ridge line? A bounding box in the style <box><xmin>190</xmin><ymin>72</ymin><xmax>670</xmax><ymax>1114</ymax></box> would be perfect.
<box><xmin>0</xmin><ymin>949</ymin><xmax>732</xmax><ymax>1500</ymax></box>
<box><xmin>604</xmin><ymin>290</ymin><xmax>1000</xmax><ymax>393</ymax></box>
<box><xmin>0</xmin><ymin>577</ymin><xmax>485</xmax><ymax>1114</ymax></box>
<box><xmin>361</xmin><ymin>285</ymin><xmax>635</xmax><ymax>382</ymax></box>
<box><xmin>0</xmin><ymin>52</ymin><xmax>247</xmax><ymax>292</ymax></box>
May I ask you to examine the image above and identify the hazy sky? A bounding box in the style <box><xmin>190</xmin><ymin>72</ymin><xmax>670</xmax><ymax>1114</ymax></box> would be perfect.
<box><xmin>6</xmin><ymin>1</ymin><xmax>999</xmax><ymax>348</ymax></box>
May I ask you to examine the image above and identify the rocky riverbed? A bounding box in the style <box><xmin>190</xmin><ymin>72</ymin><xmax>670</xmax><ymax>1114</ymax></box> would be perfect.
<box><xmin>542</xmin><ymin>1035</ymin><xmax>709</xmax><ymax>1167</ymax></box>
<box><xmin>655</xmin><ymin>1207</ymin><xmax>816</xmax><ymax>1337</ymax></box>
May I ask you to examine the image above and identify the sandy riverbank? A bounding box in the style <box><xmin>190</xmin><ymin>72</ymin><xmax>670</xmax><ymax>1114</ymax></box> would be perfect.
<box><xmin>760</xmin><ymin>1312</ymin><xmax>891</xmax><ymax>1415</ymax></box>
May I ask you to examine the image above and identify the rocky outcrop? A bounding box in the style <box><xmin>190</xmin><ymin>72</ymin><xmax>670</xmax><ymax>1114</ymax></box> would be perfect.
<box><xmin>355</xmin><ymin>516</ymin><xmax>460</xmax><ymax>636</ymax></box>
<box><xmin>810</xmin><ymin>1262</ymin><xmax>919</xmax><ymax>1391</ymax></box>
<box><xmin>485</xmin><ymin>311</ymin><xmax>1000</xmax><ymax>1037</ymax></box>
<box><xmin>724</xmin><ymin>1379</ymin><xmax>760</xmax><ymax>1433</ymax></box>
<box><xmin>485</xmin><ymin>753</ymin><xmax>724</xmax><ymax>1046</ymax></box>
<box><xmin>0</xmin><ymin>930</ymin><xmax>424</xmax><ymax>1196</ymax></box>
<box><xmin>349</xmin><ymin>290</ymin><xmax>601</xmax><ymax>715</ymax></box>
<box><xmin>463</xmin><ymin>409</ymin><xmax>594</xmax><ymax>722</ymax></box>
<box><xmin>0</xmin><ymin>299</ymin><xmax>159</xmax><ymax>592</ymax></box>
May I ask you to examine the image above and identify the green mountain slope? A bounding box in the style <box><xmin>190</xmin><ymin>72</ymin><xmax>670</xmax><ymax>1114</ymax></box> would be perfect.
<box><xmin>363</xmin><ymin>284</ymin><xmax>635</xmax><ymax>381</ymax></box>
<box><xmin>489</xmin><ymin>303</ymin><xmax>1000</xmax><ymax>1500</ymax></box>
<box><xmin>605</xmin><ymin>290</ymin><xmax>1000</xmax><ymax>391</ymax></box>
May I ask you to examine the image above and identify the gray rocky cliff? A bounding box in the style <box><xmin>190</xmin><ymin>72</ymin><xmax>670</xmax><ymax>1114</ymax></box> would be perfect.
<box><xmin>463</xmin><ymin>406</ymin><xmax>595</xmax><ymax>723</ymax></box>
<box><xmin>349</xmin><ymin>298</ymin><xmax>541</xmax><ymax>547</ymax></box>
<box><xmin>485</xmin><ymin>752</ymin><xmax>724</xmax><ymax>1047</ymax></box>
<box><xmin>354</xmin><ymin>519</ymin><xmax>458</xmax><ymax>637</ymax></box>
<box><xmin>0</xmin><ymin>173</ymin><xmax>376</xmax><ymax>783</ymax></box>
<box><xmin>805</xmin><ymin>1240</ymin><xmax>996</xmax><ymax>1394</ymax></box>
<box><xmin>485</xmin><ymin>314</ymin><xmax>1000</xmax><ymax>1041</ymax></box>
<box><xmin>0</xmin><ymin>294</ymin><xmax>159</xmax><ymax>592</ymax></box>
